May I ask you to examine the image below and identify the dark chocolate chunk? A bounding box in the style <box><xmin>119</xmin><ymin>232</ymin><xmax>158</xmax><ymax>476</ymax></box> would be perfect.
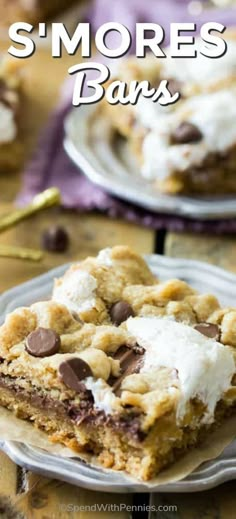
<box><xmin>110</xmin><ymin>301</ymin><xmax>135</xmax><ymax>326</ymax></box>
<box><xmin>116</xmin><ymin>346</ymin><xmax>143</xmax><ymax>375</ymax></box>
<box><xmin>194</xmin><ymin>322</ymin><xmax>220</xmax><ymax>340</ymax></box>
<box><xmin>132</xmin><ymin>343</ymin><xmax>145</xmax><ymax>355</ymax></box>
<box><xmin>26</xmin><ymin>327</ymin><xmax>61</xmax><ymax>357</ymax></box>
<box><xmin>167</xmin><ymin>78</ymin><xmax>182</xmax><ymax>98</ymax></box>
<box><xmin>108</xmin><ymin>345</ymin><xmax>144</xmax><ymax>395</ymax></box>
<box><xmin>171</xmin><ymin>122</ymin><xmax>203</xmax><ymax>144</ymax></box>
<box><xmin>58</xmin><ymin>358</ymin><xmax>93</xmax><ymax>392</ymax></box>
<box><xmin>41</xmin><ymin>226</ymin><xmax>69</xmax><ymax>253</ymax></box>
<box><xmin>110</xmin><ymin>413</ymin><xmax>146</xmax><ymax>442</ymax></box>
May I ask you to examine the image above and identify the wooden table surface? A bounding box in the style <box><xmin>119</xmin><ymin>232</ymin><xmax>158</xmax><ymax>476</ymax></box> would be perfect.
<box><xmin>0</xmin><ymin>44</ymin><xmax>235</xmax><ymax>519</ymax></box>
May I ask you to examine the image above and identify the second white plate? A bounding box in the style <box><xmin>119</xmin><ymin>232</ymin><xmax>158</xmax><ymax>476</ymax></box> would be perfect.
<box><xmin>64</xmin><ymin>106</ymin><xmax>236</xmax><ymax>220</ymax></box>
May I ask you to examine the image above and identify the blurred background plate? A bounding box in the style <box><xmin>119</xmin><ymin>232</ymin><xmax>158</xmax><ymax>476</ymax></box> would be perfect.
<box><xmin>64</xmin><ymin>106</ymin><xmax>236</xmax><ymax>220</ymax></box>
<box><xmin>0</xmin><ymin>255</ymin><xmax>236</xmax><ymax>492</ymax></box>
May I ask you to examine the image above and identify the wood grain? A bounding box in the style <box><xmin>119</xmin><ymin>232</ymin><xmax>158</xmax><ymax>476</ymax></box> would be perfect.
<box><xmin>15</xmin><ymin>479</ymin><xmax>133</xmax><ymax>519</ymax></box>
<box><xmin>151</xmin><ymin>481</ymin><xmax>236</xmax><ymax>519</ymax></box>
<box><xmin>0</xmin><ymin>204</ymin><xmax>155</xmax><ymax>292</ymax></box>
<box><xmin>165</xmin><ymin>232</ymin><xmax>236</xmax><ymax>273</ymax></box>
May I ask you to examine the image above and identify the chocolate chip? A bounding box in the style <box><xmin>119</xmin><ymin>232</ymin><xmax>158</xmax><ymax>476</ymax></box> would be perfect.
<box><xmin>41</xmin><ymin>226</ymin><xmax>69</xmax><ymax>253</ymax></box>
<box><xmin>26</xmin><ymin>328</ymin><xmax>61</xmax><ymax>357</ymax></box>
<box><xmin>167</xmin><ymin>78</ymin><xmax>182</xmax><ymax>98</ymax></box>
<box><xmin>58</xmin><ymin>358</ymin><xmax>93</xmax><ymax>392</ymax></box>
<box><xmin>132</xmin><ymin>343</ymin><xmax>145</xmax><ymax>355</ymax></box>
<box><xmin>108</xmin><ymin>345</ymin><xmax>144</xmax><ymax>395</ymax></box>
<box><xmin>194</xmin><ymin>323</ymin><xmax>220</xmax><ymax>340</ymax></box>
<box><xmin>110</xmin><ymin>301</ymin><xmax>135</xmax><ymax>326</ymax></box>
<box><xmin>171</xmin><ymin>122</ymin><xmax>203</xmax><ymax>144</ymax></box>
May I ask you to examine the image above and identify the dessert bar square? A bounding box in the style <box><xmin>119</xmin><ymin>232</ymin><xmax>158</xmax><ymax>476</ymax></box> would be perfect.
<box><xmin>0</xmin><ymin>57</ymin><xmax>24</xmax><ymax>171</ymax></box>
<box><xmin>102</xmin><ymin>33</ymin><xmax>236</xmax><ymax>195</ymax></box>
<box><xmin>133</xmin><ymin>87</ymin><xmax>236</xmax><ymax>195</ymax></box>
<box><xmin>0</xmin><ymin>246</ymin><xmax>235</xmax><ymax>480</ymax></box>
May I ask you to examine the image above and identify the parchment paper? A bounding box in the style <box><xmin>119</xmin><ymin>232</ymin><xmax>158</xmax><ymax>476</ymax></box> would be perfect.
<box><xmin>0</xmin><ymin>407</ymin><xmax>235</xmax><ymax>487</ymax></box>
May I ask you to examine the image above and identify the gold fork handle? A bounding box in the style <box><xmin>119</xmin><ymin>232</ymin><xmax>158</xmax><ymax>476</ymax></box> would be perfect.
<box><xmin>0</xmin><ymin>245</ymin><xmax>43</xmax><ymax>261</ymax></box>
<box><xmin>0</xmin><ymin>188</ymin><xmax>61</xmax><ymax>234</ymax></box>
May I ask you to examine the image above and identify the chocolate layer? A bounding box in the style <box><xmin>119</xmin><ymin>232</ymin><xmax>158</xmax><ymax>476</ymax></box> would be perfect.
<box><xmin>0</xmin><ymin>374</ymin><xmax>146</xmax><ymax>442</ymax></box>
<box><xmin>0</xmin><ymin>373</ymin><xmax>93</xmax><ymax>419</ymax></box>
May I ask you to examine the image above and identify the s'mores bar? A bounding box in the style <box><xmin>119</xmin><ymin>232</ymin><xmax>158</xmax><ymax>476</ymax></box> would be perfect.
<box><xmin>0</xmin><ymin>246</ymin><xmax>235</xmax><ymax>481</ymax></box>
<box><xmin>0</xmin><ymin>57</ymin><xmax>24</xmax><ymax>171</ymax></box>
<box><xmin>103</xmin><ymin>33</ymin><xmax>236</xmax><ymax>195</ymax></box>
<box><xmin>134</xmin><ymin>87</ymin><xmax>236</xmax><ymax>194</ymax></box>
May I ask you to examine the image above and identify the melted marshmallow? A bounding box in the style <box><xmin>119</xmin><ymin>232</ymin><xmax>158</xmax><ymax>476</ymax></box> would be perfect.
<box><xmin>135</xmin><ymin>95</ymin><xmax>174</xmax><ymax>130</ymax></box>
<box><xmin>85</xmin><ymin>377</ymin><xmax>121</xmax><ymax>414</ymax></box>
<box><xmin>163</xmin><ymin>38</ymin><xmax>236</xmax><ymax>89</ymax></box>
<box><xmin>140</xmin><ymin>89</ymin><xmax>236</xmax><ymax>180</ymax></box>
<box><xmin>126</xmin><ymin>317</ymin><xmax>235</xmax><ymax>423</ymax></box>
<box><xmin>53</xmin><ymin>270</ymin><xmax>97</xmax><ymax>315</ymax></box>
<box><xmin>0</xmin><ymin>102</ymin><xmax>17</xmax><ymax>143</ymax></box>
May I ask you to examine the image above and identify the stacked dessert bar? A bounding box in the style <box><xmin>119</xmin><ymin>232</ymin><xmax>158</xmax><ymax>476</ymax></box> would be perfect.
<box><xmin>0</xmin><ymin>246</ymin><xmax>235</xmax><ymax>480</ymax></box>
<box><xmin>0</xmin><ymin>57</ymin><xmax>24</xmax><ymax>171</ymax></box>
<box><xmin>103</xmin><ymin>33</ymin><xmax>236</xmax><ymax>195</ymax></box>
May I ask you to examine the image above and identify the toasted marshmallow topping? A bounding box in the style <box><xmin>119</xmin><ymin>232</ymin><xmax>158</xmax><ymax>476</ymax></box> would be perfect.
<box><xmin>140</xmin><ymin>89</ymin><xmax>236</xmax><ymax>180</ymax></box>
<box><xmin>85</xmin><ymin>377</ymin><xmax>121</xmax><ymax>414</ymax></box>
<box><xmin>163</xmin><ymin>39</ymin><xmax>236</xmax><ymax>89</ymax></box>
<box><xmin>96</xmin><ymin>247</ymin><xmax>113</xmax><ymax>267</ymax></box>
<box><xmin>0</xmin><ymin>102</ymin><xmax>17</xmax><ymax>143</ymax></box>
<box><xmin>53</xmin><ymin>270</ymin><xmax>97</xmax><ymax>315</ymax></box>
<box><xmin>135</xmin><ymin>96</ymin><xmax>173</xmax><ymax>130</ymax></box>
<box><xmin>126</xmin><ymin>317</ymin><xmax>235</xmax><ymax>423</ymax></box>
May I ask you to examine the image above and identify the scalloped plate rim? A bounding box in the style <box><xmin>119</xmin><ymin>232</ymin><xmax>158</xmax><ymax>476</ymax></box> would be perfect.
<box><xmin>0</xmin><ymin>255</ymin><xmax>236</xmax><ymax>492</ymax></box>
<box><xmin>64</xmin><ymin>106</ymin><xmax>236</xmax><ymax>220</ymax></box>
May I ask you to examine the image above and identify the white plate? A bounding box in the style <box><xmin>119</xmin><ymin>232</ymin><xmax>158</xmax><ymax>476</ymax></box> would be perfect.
<box><xmin>64</xmin><ymin>106</ymin><xmax>236</xmax><ymax>220</ymax></box>
<box><xmin>0</xmin><ymin>256</ymin><xmax>236</xmax><ymax>492</ymax></box>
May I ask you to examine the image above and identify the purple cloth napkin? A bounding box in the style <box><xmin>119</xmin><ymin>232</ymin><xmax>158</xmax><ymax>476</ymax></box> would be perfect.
<box><xmin>91</xmin><ymin>0</ymin><xmax>235</xmax><ymax>45</ymax></box>
<box><xmin>17</xmin><ymin>0</ymin><xmax>236</xmax><ymax>234</ymax></box>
